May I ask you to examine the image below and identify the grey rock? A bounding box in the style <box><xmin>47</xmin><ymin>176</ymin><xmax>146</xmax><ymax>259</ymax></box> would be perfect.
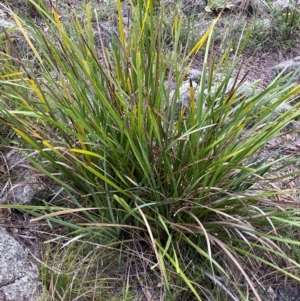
<box><xmin>272</xmin><ymin>0</ymin><xmax>300</xmax><ymax>11</ymax></box>
<box><xmin>0</xmin><ymin>150</ymin><xmax>45</xmax><ymax>205</ymax></box>
<box><xmin>270</xmin><ymin>56</ymin><xmax>300</xmax><ymax>83</ymax></box>
<box><xmin>167</xmin><ymin>73</ymin><xmax>260</xmax><ymax>122</ymax></box>
<box><xmin>186</xmin><ymin>68</ymin><xmax>202</xmax><ymax>81</ymax></box>
<box><xmin>121</xmin><ymin>4</ymin><xmax>132</xmax><ymax>26</ymax></box>
<box><xmin>0</xmin><ymin>227</ymin><xmax>40</xmax><ymax>301</ymax></box>
<box><xmin>170</xmin><ymin>79</ymin><xmax>199</xmax><ymax>110</ymax></box>
<box><xmin>196</xmin><ymin>18</ymin><xmax>226</xmax><ymax>42</ymax></box>
<box><xmin>182</xmin><ymin>0</ymin><xmax>206</xmax><ymax>15</ymax></box>
<box><xmin>231</xmin><ymin>0</ymin><xmax>243</xmax><ymax>5</ymax></box>
<box><xmin>93</xmin><ymin>19</ymin><xmax>116</xmax><ymax>50</ymax></box>
<box><xmin>276</xmin><ymin>285</ymin><xmax>300</xmax><ymax>301</ymax></box>
<box><xmin>92</xmin><ymin>3</ymin><xmax>132</xmax><ymax>51</ymax></box>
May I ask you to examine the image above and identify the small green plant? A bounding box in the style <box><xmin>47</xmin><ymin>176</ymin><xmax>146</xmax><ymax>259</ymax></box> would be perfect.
<box><xmin>250</xmin><ymin>0</ymin><xmax>300</xmax><ymax>51</ymax></box>
<box><xmin>1</xmin><ymin>0</ymin><xmax>300</xmax><ymax>300</ymax></box>
<box><xmin>276</xmin><ymin>5</ymin><xmax>300</xmax><ymax>40</ymax></box>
